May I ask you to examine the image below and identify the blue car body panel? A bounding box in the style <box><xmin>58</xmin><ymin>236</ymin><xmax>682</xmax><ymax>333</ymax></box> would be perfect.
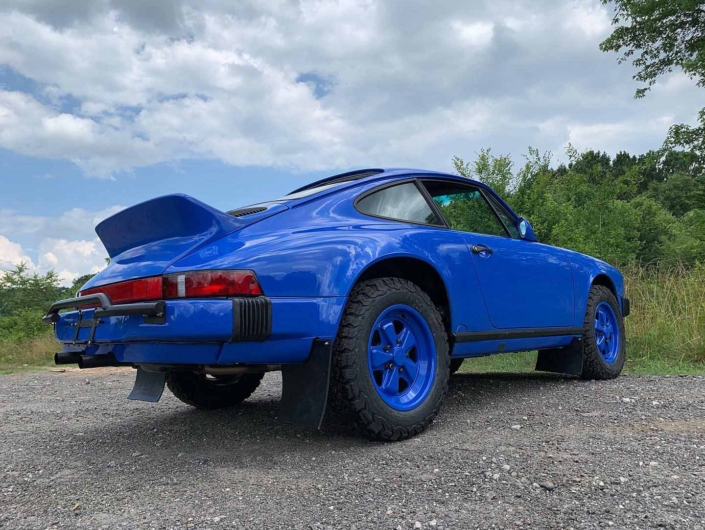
<box><xmin>459</xmin><ymin>233</ymin><xmax>575</xmax><ymax>329</ymax></box>
<box><xmin>53</xmin><ymin>168</ymin><xmax>626</xmax><ymax>366</ymax></box>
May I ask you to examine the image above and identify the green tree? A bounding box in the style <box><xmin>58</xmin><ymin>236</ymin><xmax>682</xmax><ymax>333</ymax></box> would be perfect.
<box><xmin>454</xmin><ymin>148</ymin><xmax>514</xmax><ymax>199</ymax></box>
<box><xmin>647</xmin><ymin>172</ymin><xmax>705</xmax><ymax>216</ymax></box>
<box><xmin>630</xmin><ymin>196</ymin><xmax>678</xmax><ymax>263</ymax></box>
<box><xmin>453</xmin><ymin>144</ymin><xmax>705</xmax><ymax>266</ymax></box>
<box><xmin>0</xmin><ymin>263</ymin><xmax>66</xmax><ymax>316</ymax></box>
<box><xmin>69</xmin><ymin>273</ymin><xmax>96</xmax><ymax>296</ymax></box>
<box><xmin>668</xmin><ymin>209</ymin><xmax>705</xmax><ymax>262</ymax></box>
<box><xmin>600</xmin><ymin>0</ymin><xmax>705</xmax><ymax>162</ymax></box>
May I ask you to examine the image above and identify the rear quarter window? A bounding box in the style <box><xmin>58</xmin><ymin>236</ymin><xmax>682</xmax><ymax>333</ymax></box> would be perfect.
<box><xmin>356</xmin><ymin>182</ymin><xmax>441</xmax><ymax>226</ymax></box>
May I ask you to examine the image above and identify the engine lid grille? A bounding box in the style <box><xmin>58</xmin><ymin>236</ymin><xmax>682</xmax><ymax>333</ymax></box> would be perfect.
<box><xmin>227</xmin><ymin>206</ymin><xmax>268</xmax><ymax>218</ymax></box>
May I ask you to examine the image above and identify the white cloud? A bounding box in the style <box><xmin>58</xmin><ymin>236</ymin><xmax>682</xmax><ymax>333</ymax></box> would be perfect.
<box><xmin>565</xmin><ymin>116</ymin><xmax>680</xmax><ymax>155</ymax></box>
<box><xmin>0</xmin><ymin>235</ymin><xmax>108</xmax><ymax>286</ymax></box>
<box><xmin>0</xmin><ymin>206</ymin><xmax>118</xmax><ymax>285</ymax></box>
<box><xmin>0</xmin><ymin>0</ymin><xmax>701</xmax><ymax>178</ymax></box>
<box><xmin>38</xmin><ymin>238</ymin><xmax>107</xmax><ymax>284</ymax></box>
<box><xmin>564</xmin><ymin>0</ymin><xmax>611</xmax><ymax>38</ymax></box>
<box><xmin>452</xmin><ymin>21</ymin><xmax>495</xmax><ymax>48</ymax></box>
<box><xmin>0</xmin><ymin>205</ymin><xmax>123</xmax><ymax>241</ymax></box>
<box><xmin>0</xmin><ymin>235</ymin><xmax>35</xmax><ymax>271</ymax></box>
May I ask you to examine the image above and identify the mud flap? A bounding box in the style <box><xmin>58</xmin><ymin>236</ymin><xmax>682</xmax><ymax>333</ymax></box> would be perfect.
<box><xmin>280</xmin><ymin>338</ymin><xmax>333</xmax><ymax>429</ymax></box>
<box><xmin>535</xmin><ymin>338</ymin><xmax>583</xmax><ymax>376</ymax></box>
<box><xmin>127</xmin><ymin>367</ymin><xmax>166</xmax><ymax>402</ymax></box>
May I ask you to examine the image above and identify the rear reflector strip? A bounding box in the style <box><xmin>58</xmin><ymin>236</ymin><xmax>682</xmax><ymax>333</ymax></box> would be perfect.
<box><xmin>177</xmin><ymin>275</ymin><xmax>186</xmax><ymax>298</ymax></box>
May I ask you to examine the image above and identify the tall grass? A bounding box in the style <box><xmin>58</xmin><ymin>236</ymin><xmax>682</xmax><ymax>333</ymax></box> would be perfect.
<box><xmin>624</xmin><ymin>263</ymin><xmax>705</xmax><ymax>369</ymax></box>
<box><xmin>0</xmin><ymin>333</ymin><xmax>56</xmax><ymax>371</ymax></box>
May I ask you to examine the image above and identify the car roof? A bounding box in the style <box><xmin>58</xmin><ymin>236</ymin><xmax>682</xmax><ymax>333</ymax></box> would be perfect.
<box><xmin>287</xmin><ymin>168</ymin><xmax>483</xmax><ymax>197</ymax></box>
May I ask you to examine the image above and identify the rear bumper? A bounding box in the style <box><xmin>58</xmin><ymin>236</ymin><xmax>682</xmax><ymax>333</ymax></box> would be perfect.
<box><xmin>51</xmin><ymin>296</ymin><xmax>346</xmax><ymax>365</ymax></box>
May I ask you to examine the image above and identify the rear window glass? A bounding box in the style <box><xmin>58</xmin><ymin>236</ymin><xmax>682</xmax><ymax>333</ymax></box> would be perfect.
<box><xmin>356</xmin><ymin>183</ymin><xmax>441</xmax><ymax>226</ymax></box>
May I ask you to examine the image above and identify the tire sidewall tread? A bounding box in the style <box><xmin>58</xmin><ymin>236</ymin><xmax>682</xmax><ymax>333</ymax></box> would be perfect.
<box><xmin>329</xmin><ymin>277</ymin><xmax>450</xmax><ymax>441</ymax></box>
<box><xmin>580</xmin><ymin>285</ymin><xmax>626</xmax><ymax>380</ymax></box>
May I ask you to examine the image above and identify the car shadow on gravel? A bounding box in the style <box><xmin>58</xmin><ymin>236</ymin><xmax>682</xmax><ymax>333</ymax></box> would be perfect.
<box><xmin>446</xmin><ymin>371</ymin><xmax>580</xmax><ymax>398</ymax></box>
<box><xmin>31</xmin><ymin>371</ymin><xmax>587</xmax><ymax>470</ymax></box>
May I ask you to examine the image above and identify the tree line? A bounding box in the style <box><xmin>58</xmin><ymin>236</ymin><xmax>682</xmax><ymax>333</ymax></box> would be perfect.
<box><xmin>0</xmin><ymin>264</ymin><xmax>93</xmax><ymax>342</ymax></box>
<box><xmin>454</xmin><ymin>145</ymin><xmax>705</xmax><ymax>265</ymax></box>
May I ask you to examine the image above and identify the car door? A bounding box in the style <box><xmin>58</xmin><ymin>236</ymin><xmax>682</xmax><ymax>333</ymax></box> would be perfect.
<box><xmin>421</xmin><ymin>180</ymin><xmax>575</xmax><ymax>329</ymax></box>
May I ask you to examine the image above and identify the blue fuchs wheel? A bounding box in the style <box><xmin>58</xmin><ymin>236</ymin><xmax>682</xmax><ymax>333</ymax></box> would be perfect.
<box><xmin>367</xmin><ymin>304</ymin><xmax>437</xmax><ymax>411</ymax></box>
<box><xmin>594</xmin><ymin>301</ymin><xmax>620</xmax><ymax>364</ymax></box>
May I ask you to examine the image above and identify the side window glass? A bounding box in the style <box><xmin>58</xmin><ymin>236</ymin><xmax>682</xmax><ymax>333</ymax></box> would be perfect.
<box><xmin>485</xmin><ymin>194</ymin><xmax>520</xmax><ymax>238</ymax></box>
<box><xmin>356</xmin><ymin>183</ymin><xmax>441</xmax><ymax>225</ymax></box>
<box><xmin>422</xmin><ymin>181</ymin><xmax>508</xmax><ymax>237</ymax></box>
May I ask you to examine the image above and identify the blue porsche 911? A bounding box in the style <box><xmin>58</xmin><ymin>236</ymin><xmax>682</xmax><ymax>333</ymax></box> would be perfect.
<box><xmin>44</xmin><ymin>168</ymin><xmax>629</xmax><ymax>440</ymax></box>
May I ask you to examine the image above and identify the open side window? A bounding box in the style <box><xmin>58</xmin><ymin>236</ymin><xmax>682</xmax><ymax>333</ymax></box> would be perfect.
<box><xmin>420</xmin><ymin>180</ymin><xmax>510</xmax><ymax>238</ymax></box>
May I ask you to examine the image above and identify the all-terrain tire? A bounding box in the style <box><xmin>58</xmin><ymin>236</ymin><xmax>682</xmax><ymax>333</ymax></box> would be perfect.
<box><xmin>580</xmin><ymin>285</ymin><xmax>626</xmax><ymax>380</ymax></box>
<box><xmin>166</xmin><ymin>372</ymin><xmax>264</xmax><ymax>409</ymax></box>
<box><xmin>450</xmin><ymin>359</ymin><xmax>464</xmax><ymax>375</ymax></box>
<box><xmin>329</xmin><ymin>277</ymin><xmax>450</xmax><ymax>441</ymax></box>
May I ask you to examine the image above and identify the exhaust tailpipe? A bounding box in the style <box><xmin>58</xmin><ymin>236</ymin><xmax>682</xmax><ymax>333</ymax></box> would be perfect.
<box><xmin>54</xmin><ymin>352</ymin><xmax>82</xmax><ymax>365</ymax></box>
<box><xmin>78</xmin><ymin>353</ymin><xmax>120</xmax><ymax>369</ymax></box>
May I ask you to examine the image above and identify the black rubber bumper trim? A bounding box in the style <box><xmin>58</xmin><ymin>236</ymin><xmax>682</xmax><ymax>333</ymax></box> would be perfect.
<box><xmin>231</xmin><ymin>296</ymin><xmax>272</xmax><ymax>342</ymax></box>
<box><xmin>622</xmin><ymin>297</ymin><xmax>631</xmax><ymax>317</ymax></box>
<box><xmin>453</xmin><ymin>327</ymin><xmax>584</xmax><ymax>343</ymax></box>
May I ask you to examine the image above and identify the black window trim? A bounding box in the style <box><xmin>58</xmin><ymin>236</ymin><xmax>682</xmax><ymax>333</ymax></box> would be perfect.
<box><xmin>479</xmin><ymin>189</ymin><xmax>520</xmax><ymax>239</ymax></box>
<box><xmin>353</xmin><ymin>178</ymin><xmax>447</xmax><ymax>228</ymax></box>
<box><xmin>418</xmin><ymin>178</ymin><xmax>513</xmax><ymax>238</ymax></box>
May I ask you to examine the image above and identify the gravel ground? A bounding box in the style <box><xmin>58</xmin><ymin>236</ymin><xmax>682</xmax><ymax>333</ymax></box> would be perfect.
<box><xmin>1</xmin><ymin>368</ymin><xmax>704</xmax><ymax>529</ymax></box>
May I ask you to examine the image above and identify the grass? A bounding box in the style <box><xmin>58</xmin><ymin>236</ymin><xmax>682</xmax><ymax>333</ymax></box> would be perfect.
<box><xmin>0</xmin><ymin>333</ymin><xmax>57</xmax><ymax>373</ymax></box>
<box><xmin>623</xmin><ymin>264</ymin><xmax>705</xmax><ymax>367</ymax></box>
<box><xmin>1</xmin><ymin>265</ymin><xmax>704</xmax><ymax>375</ymax></box>
<box><xmin>457</xmin><ymin>350</ymin><xmax>705</xmax><ymax>375</ymax></box>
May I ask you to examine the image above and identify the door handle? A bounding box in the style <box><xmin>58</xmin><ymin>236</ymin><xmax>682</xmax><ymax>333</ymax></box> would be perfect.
<box><xmin>471</xmin><ymin>244</ymin><xmax>494</xmax><ymax>255</ymax></box>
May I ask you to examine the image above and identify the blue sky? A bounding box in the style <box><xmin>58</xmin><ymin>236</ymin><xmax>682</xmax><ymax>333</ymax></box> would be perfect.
<box><xmin>0</xmin><ymin>0</ymin><xmax>702</xmax><ymax>283</ymax></box>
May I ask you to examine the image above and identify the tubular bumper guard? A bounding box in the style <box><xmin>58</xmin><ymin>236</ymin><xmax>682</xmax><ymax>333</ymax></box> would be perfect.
<box><xmin>43</xmin><ymin>293</ymin><xmax>165</xmax><ymax>345</ymax></box>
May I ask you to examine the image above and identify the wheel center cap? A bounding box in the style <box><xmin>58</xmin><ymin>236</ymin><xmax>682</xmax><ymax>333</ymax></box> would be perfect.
<box><xmin>393</xmin><ymin>348</ymin><xmax>406</xmax><ymax>366</ymax></box>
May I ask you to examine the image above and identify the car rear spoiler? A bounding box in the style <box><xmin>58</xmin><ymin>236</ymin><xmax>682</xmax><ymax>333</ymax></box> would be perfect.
<box><xmin>96</xmin><ymin>194</ymin><xmax>245</xmax><ymax>258</ymax></box>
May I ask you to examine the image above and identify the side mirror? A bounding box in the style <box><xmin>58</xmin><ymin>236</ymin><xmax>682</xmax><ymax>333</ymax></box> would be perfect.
<box><xmin>518</xmin><ymin>217</ymin><xmax>538</xmax><ymax>242</ymax></box>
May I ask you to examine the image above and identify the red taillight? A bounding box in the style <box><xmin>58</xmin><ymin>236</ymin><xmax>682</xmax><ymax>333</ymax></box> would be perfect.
<box><xmin>80</xmin><ymin>277</ymin><xmax>163</xmax><ymax>304</ymax></box>
<box><xmin>79</xmin><ymin>270</ymin><xmax>262</xmax><ymax>306</ymax></box>
<box><xmin>163</xmin><ymin>270</ymin><xmax>263</xmax><ymax>298</ymax></box>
